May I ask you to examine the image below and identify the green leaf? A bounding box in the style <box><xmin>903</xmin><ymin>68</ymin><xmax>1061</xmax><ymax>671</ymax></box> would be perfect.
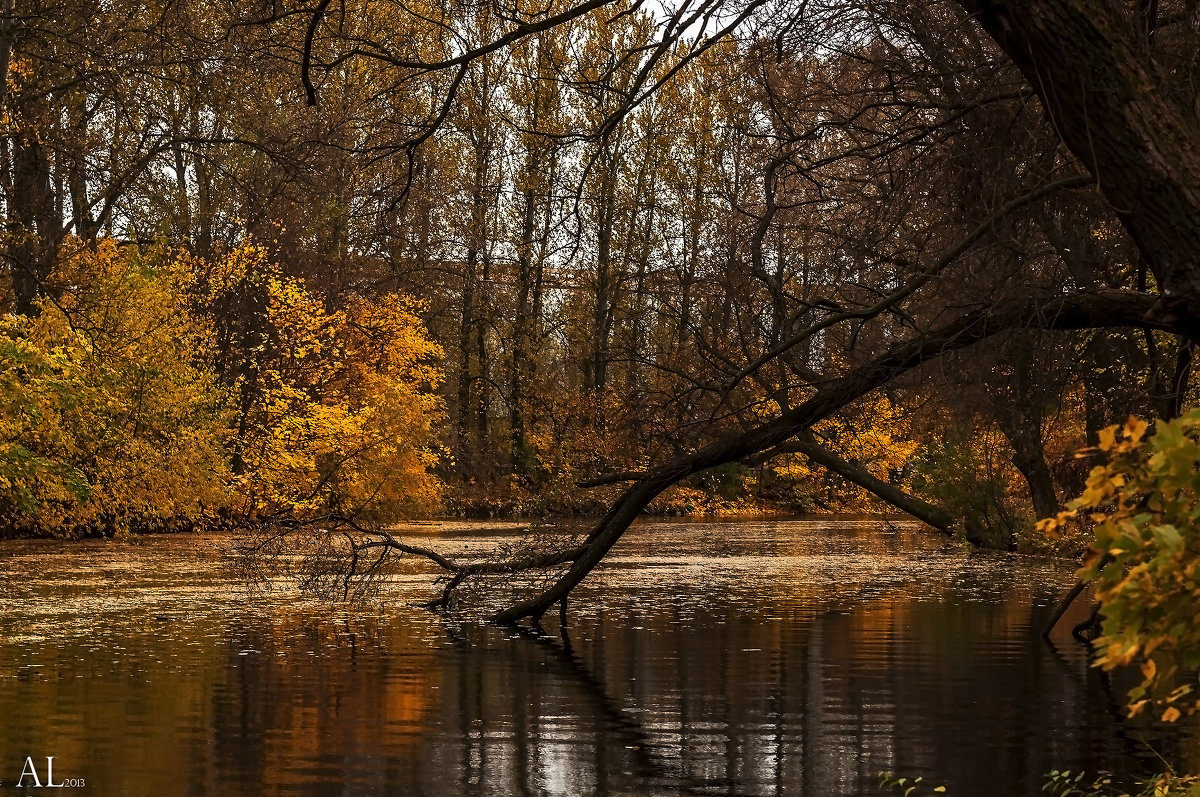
<box><xmin>1152</xmin><ymin>525</ymin><xmax>1183</xmax><ymax>554</ymax></box>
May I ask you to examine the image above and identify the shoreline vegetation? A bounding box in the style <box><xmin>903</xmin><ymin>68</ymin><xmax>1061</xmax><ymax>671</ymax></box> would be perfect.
<box><xmin>0</xmin><ymin>237</ymin><xmax>1053</xmax><ymax>546</ymax></box>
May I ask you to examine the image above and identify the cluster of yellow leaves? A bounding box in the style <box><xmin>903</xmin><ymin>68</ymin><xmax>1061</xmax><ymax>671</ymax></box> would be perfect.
<box><xmin>1</xmin><ymin>239</ymin><xmax>445</xmax><ymax>535</ymax></box>
<box><xmin>0</xmin><ymin>239</ymin><xmax>230</xmax><ymax>535</ymax></box>
<box><xmin>771</xmin><ymin>395</ymin><xmax>919</xmax><ymax>508</ymax></box>
<box><xmin>1040</xmin><ymin>413</ymin><xmax>1200</xmax><ymax>723</ymax></box>
<box><xmin>204</xmin><ymin>246</ymin><xmax>444</xmax><ymax>522</ymax></box>
<box><xmin>818</xmin><ymin>395</ymin><xmax>919</xmax><ymax>479</ymax></box>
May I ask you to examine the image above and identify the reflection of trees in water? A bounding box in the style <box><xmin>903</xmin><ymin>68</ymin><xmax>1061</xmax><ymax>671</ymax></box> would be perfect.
<box><xmin>206</xmin><ymin>612</ymin><xmax>444</xmax><ymax>794</ymax></box>
<box><xmin>431</xmin><ymin>616</ymin><xmax>822</xmax><ymax>796</ymax></box>
<box><xmin>0</xmin><ymin>529</ymin><xmax>1188</xmax><ymax>796</ymax></box>
<box><xmin>427</xmin><ymin>591</ymin><xmax>1180</xmax><ymax>797</ymax></box>
<box><xmin>40</xmin><ymin>584</ymin><xmax>1167</xmax><ymax>797</ymax></box>
<box><xmin>510</xmin><ymin>623</ymin><xmax>744</xmax><ymax>796</ymax></box>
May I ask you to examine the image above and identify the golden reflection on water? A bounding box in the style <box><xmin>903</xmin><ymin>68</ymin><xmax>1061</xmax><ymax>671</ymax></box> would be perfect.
<box><xmin>0</xmin><ymin>519</ymin><xmax>1194</xmax><ymax>796</ymax></box>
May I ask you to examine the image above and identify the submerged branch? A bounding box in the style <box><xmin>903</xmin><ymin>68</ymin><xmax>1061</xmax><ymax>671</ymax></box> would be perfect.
<box><xmin>235</xmin><ymin>513</ymin><xmax>588</xmax><ymax>612</ymax></box>
<box><xmin>1041</xmin><ymin>552</ymin><xmax>1113</xmax><ymax>639</ymax></box>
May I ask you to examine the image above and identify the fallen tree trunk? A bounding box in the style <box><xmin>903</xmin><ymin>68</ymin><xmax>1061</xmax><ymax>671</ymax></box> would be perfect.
<box><xmin>756</xmin><ymin>432</ymin><xmax>1012</xmax><ymax>550</ymax></box>
<box><xmin>493</xmin><ymin>290</ymin><xmax>1171</xmax><ymax>624</ymax></box>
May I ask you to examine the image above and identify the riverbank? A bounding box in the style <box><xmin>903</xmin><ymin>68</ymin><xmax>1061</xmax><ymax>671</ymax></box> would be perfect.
<box><xmin>440</xmin><ymin>477</ymin><xmax>823</xmax><ymax>519</ymax></box>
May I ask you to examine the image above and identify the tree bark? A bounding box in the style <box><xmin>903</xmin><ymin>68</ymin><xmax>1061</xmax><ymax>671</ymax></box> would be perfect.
<box><xmin>958</xmin><ymin>0</ymin><xmax>1200</xmax><ymax>330</ymax></box>
<box><xmin>10</xmin><ymin>130</ymin><xmax>60</xmax><ymax>316</ymax></box>
<box><xmin>587</xmin><ymin>143</ymin><xmax>619</xmax><ymax>398</ymax></box>
<box><xmin>1006</xmin><ymin>423</ymin><xmax>1060</xmax><ymax>521</ymax></box>
<box><xmin>995</xmin><ymin>343</ymin><xmax>1060</xmax><ymax>522</ymax></box>
<box><xmin>457</xmin><ymin>148</ymin><xmax>488</xmax><ymax>476</ymax></box>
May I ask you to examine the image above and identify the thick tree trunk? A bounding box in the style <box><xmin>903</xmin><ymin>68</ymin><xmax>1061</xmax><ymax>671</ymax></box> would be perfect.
<box><xmin>475</xmin><ymin>253</ymin><xmax>491</xmax><ymax>451</ymax></box>
<box><xmin>192</xmin><ymin>108</ymin><xmax>216</xmax><ymax>259</ymax></box>
<box><xmin>1003</xmin><ymin>416</ymin><xmax>1059</xmax><ymax>521</ymax></box>
<box><xmin>65</xmin><ymin>91</ymin><xmax>97</xmax><ymax>242</ymax></box>
<box><xmin>958</xmin><ymin>0</ymin><xmax>1200</xmax><ymax>329</ymax></box>
<box><xmin>589</xmin><ymin>168</ymin><xmax>616</xmax><ymax>395</ymax></box>
<box><xmin>995</xmin><ymin>344</ymin><xmax>1060</xmax><ymax>522</ymax></box>
<box><xmin>0</xmin><ymin>2</ymin><xmax>12</xmax><ymax>115</ymax></box>
<box><xmin>1166</xmin><ymin>341</ymin><xmax>1194</xmax><ymax>420</ymax></box>
<box><xmin>173</xmin><ymin>142</ymin><xmax>192</xmax><ymax>243</ymax></box>
<box><xmin>10</xmin><ymin>132</ymin><xmax>60</xmax><ymax>316</ymax></box>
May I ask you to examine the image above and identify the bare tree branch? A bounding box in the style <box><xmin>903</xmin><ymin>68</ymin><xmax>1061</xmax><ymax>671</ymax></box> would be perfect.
<box><xmin>726</xmin><ymin>173</ymin><xmax>1094</xmax><ymax>392</ymax></box>
<box><xmin>494</xmin><ymin>289</ymin><xmax>1177</xmax><ymax>624</ymax></box>
<box><xmin>302</xmin><ymin>0</ymin><xmax>333</xmax><ymax>105</ymax></box>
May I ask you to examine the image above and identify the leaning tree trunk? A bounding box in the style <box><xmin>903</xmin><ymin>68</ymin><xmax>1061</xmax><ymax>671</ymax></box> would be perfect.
<box><xmin>958</xmin><ymin>0</ymin><xmax>1200</xmax><ymax>329</ymax></box>
<box><xmin>492</xmin><ymin>290</ymin><xmax>1172</xmax><ymax>624</ymax></box>
<box><xmin>752</xmin><ymin>431</ymin><xmax>984</xmax><ymax>542</ymax></box>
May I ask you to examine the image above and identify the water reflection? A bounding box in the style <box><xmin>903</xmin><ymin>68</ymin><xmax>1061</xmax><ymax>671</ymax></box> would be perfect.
<box><xmin>0</xmin><ymin>519</ymin><xmax>1193</xmax><ymax>796</ymax></box>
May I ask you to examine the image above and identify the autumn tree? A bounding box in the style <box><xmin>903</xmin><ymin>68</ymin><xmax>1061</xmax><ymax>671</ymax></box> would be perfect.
<box><xmin>265</xmin><ymin>0</ymin><xmax>1200</xmax><ymax>623</ymax></box>
<box><xmin>6</xmin><ymin>0</ymin><xmax>1200</xmax><ymax>626</ymax></box>
<box><xmin>192</xmin><ymin>243</ymin><xmax>444</xmax><ymax>521</ymax></box>
<box><xmin>0</xmin><ymin>240</ymin><xmax>229</xmax><ymax>536</ymax></box>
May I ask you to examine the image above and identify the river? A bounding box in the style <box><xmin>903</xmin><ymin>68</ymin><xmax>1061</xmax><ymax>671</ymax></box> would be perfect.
<box><xmin>0</xmin><ymin>518</ymin><xmax>1192</xmax><ymax>796</ymax></box>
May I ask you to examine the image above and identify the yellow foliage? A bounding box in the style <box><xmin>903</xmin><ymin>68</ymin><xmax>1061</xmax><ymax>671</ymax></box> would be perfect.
<box><xmin>203</xmin><ymin>245</ymin><xmax>444</xmax><ymax>522</ymax></box>
<box><xmin>770</xmin><ymin>394</ymin><xmax>920</xmax><ymax>509</ymax></box>
<box><xmin>0</xmin><ymin>238</ymin><xmax>446</xmax><ymax>535</ymax></box>
<box><xmin>1042</xmin><ymin>412</ymin><xmax>1200</xmax><ymax>722</ymax></box>
<box><xmin>0</xmin><ymin>239</ymin><xmax>230</xmax><ymax>535</ymax></box>
<box><xmin>816</xmin><ymin>394</ymin><xmax>920</xmax><ymax>480</ymax></box>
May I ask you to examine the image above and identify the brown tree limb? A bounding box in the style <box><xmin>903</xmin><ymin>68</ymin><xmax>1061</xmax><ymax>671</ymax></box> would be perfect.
<box><xmin>957</xmin><ymin>0</ymin><xmax>1200</xmax><ymax>331</ymax></box>
<box><xmin>325</xmin><ymin>0</ymin><xmax>621</xmax><ymax>73</ymax></box>
<box><xmin>754</xmin><ymin>431</ymin><xmax>962</xmax><ymax>537</ymax></box>
<box><xmin>493</xmin><ymin>290</ymin><xmax>1174</xmax><ymax>625</ymax></box>
<box><xmin>302</xmin><ymin>0</ymin><xmax>332</xmax><ymax>106</ymax></box>
<box><xmin>577</xmin><ymin>469</ymin><xmax>646</xmax><ymax>488</ymax></box>
<box><xmin>239</xmin><ymin>514</ymin><xmax>588</xmax><ymax>611</ymax></box>
<box><xmin>582</xmin><ymin>433</ymin><xmax>970</xmax><ymax>536</ymax></box>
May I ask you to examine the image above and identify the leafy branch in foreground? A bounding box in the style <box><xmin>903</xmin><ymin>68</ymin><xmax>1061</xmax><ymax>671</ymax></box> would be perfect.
<box><xmin>1042</xmin><ymin>769</ymin><xmax>1200</xmax><ymax>797</ymax></box>
<box><xmin>877</xmin><ymin>770</ymin><xmax>1200</xmax><ymax>797</ymax></box>
<box><xmin>1040</xmin><ymin>411</ymin><xmax>1200</xmax><ymax>722</ymax></box>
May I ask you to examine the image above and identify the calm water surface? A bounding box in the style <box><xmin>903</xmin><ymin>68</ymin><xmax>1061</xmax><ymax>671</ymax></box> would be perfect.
<box><xmin>0</xmin><ymin>518</ymin><xmax>1193</xmax><ymax>796</ymax></box>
